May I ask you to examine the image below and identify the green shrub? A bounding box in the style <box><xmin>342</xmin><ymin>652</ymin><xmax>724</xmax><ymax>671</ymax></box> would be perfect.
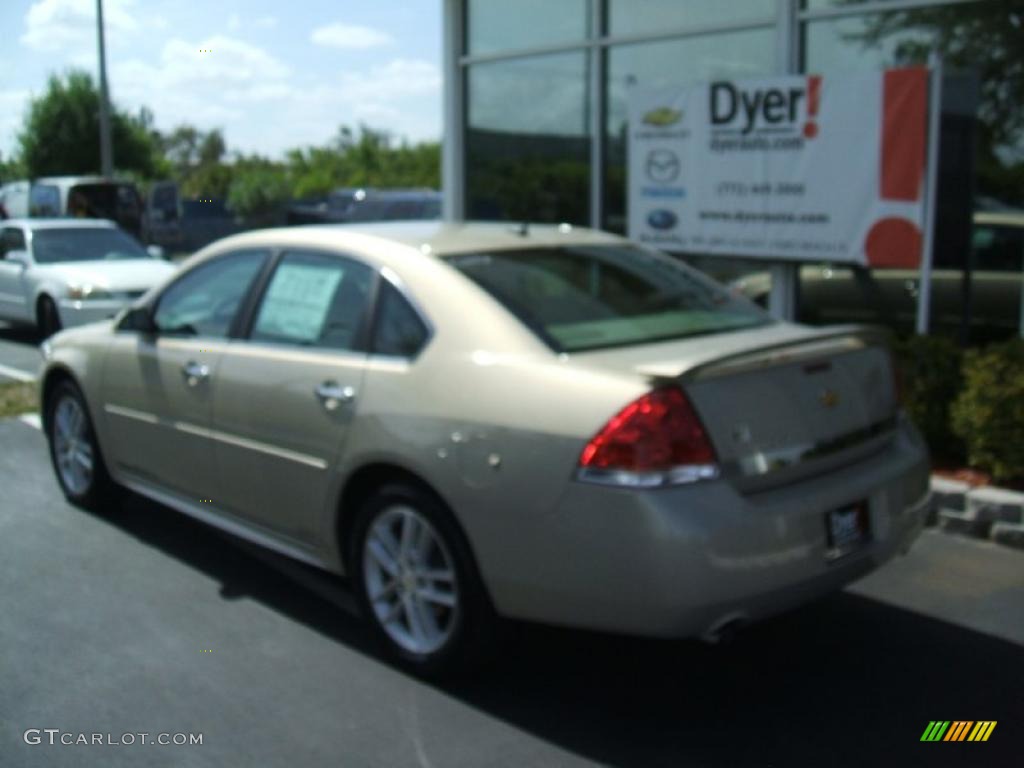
<box><xmin>892</xmin><ymin>335</ymin><xmax>965</xmax><ymax>462</ymax></box>
<box><xmin>951</xmin><ymin>339</ymin><xmax>1024</xmax><ymax>482</ymax></box>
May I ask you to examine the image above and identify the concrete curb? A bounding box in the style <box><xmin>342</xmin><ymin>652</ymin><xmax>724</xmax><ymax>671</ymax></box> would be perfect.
<box><xmin>930</xmin><ymin>475</ymin><xmax>1024</xmax><ymax>552</ymax></box>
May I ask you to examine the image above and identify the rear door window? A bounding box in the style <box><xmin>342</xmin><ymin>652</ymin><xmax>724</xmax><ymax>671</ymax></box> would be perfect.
<box><xmin>250</xmin><ymin>251</ymin><xmax>374</xmax><ymax>351</ymax></box>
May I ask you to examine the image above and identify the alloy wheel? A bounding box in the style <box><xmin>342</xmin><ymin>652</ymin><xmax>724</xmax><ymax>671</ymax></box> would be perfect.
<box><xmin>362</xmin><ymin>504</ymin><xmax>460</xmax><ymax>656</ymax></box>
<box><xmin>52</xmin><ymin>395</ymin><xmax>94</xmax><ymax>496</ymax></box>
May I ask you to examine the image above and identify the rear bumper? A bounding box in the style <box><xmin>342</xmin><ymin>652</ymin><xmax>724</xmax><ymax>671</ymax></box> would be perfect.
<box><xmin>57</xmin><ymin>299</ymin><xmax>128</xmax><ymax>327</ymax></box>
<box><xmin>490</xmin><ymin>414</ymin><xmax>931</xmax><ymax>638</ymax></box>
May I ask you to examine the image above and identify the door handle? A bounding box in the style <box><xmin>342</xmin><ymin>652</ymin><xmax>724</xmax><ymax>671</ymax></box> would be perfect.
<box><xmin>315</xmin><ymin>381</ymin><xmax>356</xmax><ymax>410</ymax></box>
<box><xmin>181</xmin><ymin>360</ymin><xmax>210</xmax><ymax>386</ymax></box>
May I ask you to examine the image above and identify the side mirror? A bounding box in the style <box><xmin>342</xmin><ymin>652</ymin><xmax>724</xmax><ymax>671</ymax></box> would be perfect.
<box><xmin>147</xmin><ymin>244</ymin><xmax>166</xmax><ymax>260</ymax></box>
<box><xmin>6</xmin><ymin>250</ymin><xmax>30</xmax><ymax>269</ymax></box>
<box><xmin>118</xmin><ymin>305</ymin><xmax>157</xmax><ymax>334</ymax></box>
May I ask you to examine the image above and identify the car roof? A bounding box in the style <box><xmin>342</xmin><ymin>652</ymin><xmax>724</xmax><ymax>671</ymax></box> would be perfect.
<box><xmin>2</xmin><ymin>218</ymin><xmax>118</xmax><ymax>230</ymax></box>
<box><xmin>974</xmin><ymin>211</ymin><xmax>1024</xmax><ymax>229</ymax></box>
<box><xmin>214</xmin><ymin>221</ymin><xmax>629</xmax><ymax>258</ymax></box>
<box><xmin>34</xmin><ymin>175</ymin><xmax>121</xmax><ymax>186</ymax></box>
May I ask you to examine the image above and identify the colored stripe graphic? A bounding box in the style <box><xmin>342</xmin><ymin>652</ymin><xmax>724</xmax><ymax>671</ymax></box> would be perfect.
<box><xmin>921</xmin><ymin>721</ymin><xmax>950</xmax><ymax>741</ymax></box>
<box><xmin>971</xmin><ymin>722</ymin><xmax>997</xmax><ymax>742</ymax></box>
<box><xmin>946</xmin><ymin>721</ymin><xmax>972</xmax><ymax>741</ymax></box>
<box><xmin>922</xmin><ymin>721</ymin><xmax>996</xmax><ymax>742</ymax></box>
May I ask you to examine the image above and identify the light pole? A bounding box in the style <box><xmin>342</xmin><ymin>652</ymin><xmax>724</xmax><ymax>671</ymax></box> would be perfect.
<box><xmin>96</xmin><ymin>0</ymin><xmax>114</xmax><ymax>177</ymax></box>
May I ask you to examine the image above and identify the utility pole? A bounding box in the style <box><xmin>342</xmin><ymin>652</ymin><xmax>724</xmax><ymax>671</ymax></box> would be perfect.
<box><xmin>96</xmin><ymin>0</ymin><xmax>114</xmax><ymax>177</ymax></box>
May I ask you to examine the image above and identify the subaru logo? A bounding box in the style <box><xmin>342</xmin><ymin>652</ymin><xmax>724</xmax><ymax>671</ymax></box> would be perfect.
<box><xmin>647</xmin><ymin>209</ymin><xmax>678</xmax><ymax>230</ymax></box>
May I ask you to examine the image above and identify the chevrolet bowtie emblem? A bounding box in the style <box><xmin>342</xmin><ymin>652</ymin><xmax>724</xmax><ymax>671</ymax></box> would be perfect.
<box><xmin>819</xmin><ymin>389</ymin><xmax>840</xmax><ymax>408</ymax></box>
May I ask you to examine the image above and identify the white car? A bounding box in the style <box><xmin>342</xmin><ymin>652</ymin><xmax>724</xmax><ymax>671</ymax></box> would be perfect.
<box><xmin>0</xmin><ymin>218</ymin><xmax>176</xmax><ymax>336</ymax></box>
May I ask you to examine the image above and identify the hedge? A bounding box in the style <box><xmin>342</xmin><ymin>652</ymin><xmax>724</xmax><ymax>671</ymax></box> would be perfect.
<box><xmin>892</xmin><ymin>335</ymin><xmax>965</xmax><ymax>464</ymax></box>
<box><xmin>950</xmin><ymin>339</ymin><xmax>1024</xmax><ymax>483</ymax></box>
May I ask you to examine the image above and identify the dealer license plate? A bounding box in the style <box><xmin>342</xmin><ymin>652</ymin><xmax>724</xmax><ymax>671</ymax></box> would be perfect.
<box><xmin>825</xmin><ymin>502</ymin><xmax>870</xmax><ymax>561</ymax></box>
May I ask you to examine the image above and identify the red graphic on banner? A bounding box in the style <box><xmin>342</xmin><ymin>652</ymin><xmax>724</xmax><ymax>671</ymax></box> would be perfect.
<box><xmin>866</xmin><ymin>67</ymin><xmax>928</xmax><ymax>268</ymax></box>
<box><xmin>803</xmin><ymin>76</ymin><xmax>821</xmax><ymax>139</ymax></box>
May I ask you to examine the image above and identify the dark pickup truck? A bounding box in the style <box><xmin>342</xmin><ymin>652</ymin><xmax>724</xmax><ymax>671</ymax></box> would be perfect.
<box><xmin>143</xmin><ymin>181</ymin><xmax>243</xmax><ymax>256</ymax></box>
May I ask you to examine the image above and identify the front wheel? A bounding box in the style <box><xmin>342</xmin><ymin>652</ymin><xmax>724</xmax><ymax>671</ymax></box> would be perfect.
<box><xmin>38</xmin><ymin>296</ymin><xmax>62</xmax><ymax>338</ymax></box>
<box><xmin>45</xmin><ymin>380</ymin><xmax>115</xmax><ymax>510</ymax></box>
<box><xmin>350</xmin><ymin>484</ymin><xmax>497</xmax><ymax>676</ymax></box>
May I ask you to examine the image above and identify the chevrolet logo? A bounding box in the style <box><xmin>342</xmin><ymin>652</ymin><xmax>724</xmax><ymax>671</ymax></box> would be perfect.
<box><xmin>819</xmin><ymin>389</ymin><xmax>840</xmax><ymax>408</ymax></box>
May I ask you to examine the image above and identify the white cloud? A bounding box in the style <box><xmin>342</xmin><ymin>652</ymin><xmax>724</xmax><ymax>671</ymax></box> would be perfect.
<box><xmin>111</xmin><ymin>35</ymin><xmax>291</xmax><ymax>135</ymax></box>
<box><xmin>0</xmin><ymin>90</ymin><xmax>31</xmax><ymax>159</ymax></box>
<box><xmin>338</xmin><ymin>58</ymin><xmax>441</xmax><ymax>102</ymax></box>
<box><xmin>310</xmin><ymin>22</ymin><xmax>393</xmax><ymax>50</ymax></box>
<box><xmin>268</xmin><ymin>58</ymin><xmax>442</xmax><ymax>152</ymax></box>
<box><xmin>21</xmin><ymin>0</ymin><xmax>139</xmax><ymax>53</ymax></box>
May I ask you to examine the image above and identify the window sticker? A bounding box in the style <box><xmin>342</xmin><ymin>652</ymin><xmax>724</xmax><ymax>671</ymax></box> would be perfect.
<box><xmin>256</xmin><ymin>263</ymin><xmax>344</xmax><ymax>342</ymax></box>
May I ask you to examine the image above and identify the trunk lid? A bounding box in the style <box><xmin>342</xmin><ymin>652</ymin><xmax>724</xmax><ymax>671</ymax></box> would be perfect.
<box><xmin>575</xmin><ymin>323</ymin><xmax>899</xmax><ymax>492</ymax></box>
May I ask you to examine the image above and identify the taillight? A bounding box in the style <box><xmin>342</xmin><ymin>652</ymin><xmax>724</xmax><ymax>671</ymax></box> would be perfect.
<box><xmin>577</xmin><ymin>387</ymin><xmax>718</xmax><ymax>488</ymax></box>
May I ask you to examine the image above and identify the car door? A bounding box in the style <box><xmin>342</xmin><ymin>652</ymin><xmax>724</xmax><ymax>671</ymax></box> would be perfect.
<box><xmin>0</xmin><ymin>226</ymin><xmax>31</xmax><ymax>321</ymax></box>
<box><xmin>101</xmin><ymin>249</ymin><xmax>270</xmax><ymax>502</ymax></box>
<box><xmin>209</xmin><ymin>249</ymin><xmax>375</xmax><ymax>546</ymax></box>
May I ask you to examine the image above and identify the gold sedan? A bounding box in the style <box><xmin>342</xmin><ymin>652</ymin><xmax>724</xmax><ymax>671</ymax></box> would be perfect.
<box><xmin>40</xmin><ymin>222</ymin><xmax>931</xmax><ymax>675</ymax></box>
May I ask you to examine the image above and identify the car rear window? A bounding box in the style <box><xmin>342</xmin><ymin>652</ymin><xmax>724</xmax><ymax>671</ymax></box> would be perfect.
<box><xmin>446</xmin><ymin>245</ymin><xmax>771</xmax><ymax>353</ymax></box>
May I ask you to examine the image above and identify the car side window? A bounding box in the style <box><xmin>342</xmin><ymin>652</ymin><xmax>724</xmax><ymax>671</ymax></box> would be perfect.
<box><xmin>250</xmin><ymin>250</ymin><xmax>373</xmax><ymax>351</ymax></box>
<box><xmin>29</xmin><ymin>185</ymin><xmax>60</xmax><ymax>217</ymax></box>
<box><xmin>972</xmin><ymin>224</ymin><xmax>1023</xmax><ymax>273</ymax></box>
<box><xmin>154</xmin><ymin>250</ymin><xmax>267</xmax><ymax>337</ymax></box>
<box><xmin>372</xmin><ymin>280</ymin><xmax>429</xmax><ymax>357</ymax></box>
<box><xmin>1</xmin><ymin>227</ymin><xmax>26</xmax><ymax>258</ymax></box>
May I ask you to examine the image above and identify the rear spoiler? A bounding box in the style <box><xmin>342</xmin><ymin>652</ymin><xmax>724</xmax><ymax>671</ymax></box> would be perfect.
<box><xmin>680</xmin><ymin>325</ymin><xmax>893</xmax><ymax>384</ymax></box>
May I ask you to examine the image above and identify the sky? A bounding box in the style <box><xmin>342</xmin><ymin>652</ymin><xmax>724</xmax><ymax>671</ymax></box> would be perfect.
<box><xmin>0</xmin><ymin>0</ymin><xmax>443</xmax><ymax>161</ymax></box>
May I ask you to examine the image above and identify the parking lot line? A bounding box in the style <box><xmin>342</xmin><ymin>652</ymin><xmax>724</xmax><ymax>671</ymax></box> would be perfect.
<box><xmin>18</xmin><ymin>413</ymin><xmax>42</xmax><ymax>430</ymax></box>
<box><xmin>0</xmin><ymin>363</ymin><xmax>35</xmax><ymax>383</ymax></box>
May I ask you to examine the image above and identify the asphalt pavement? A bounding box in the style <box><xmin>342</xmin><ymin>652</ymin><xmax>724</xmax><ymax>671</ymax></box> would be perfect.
<box><xmin>0</xmin><ymin>322</ymin><xmax>43</xmax><ymax>382</ymax></box>
<box><xmin>0</xmin><ymin>320</ymin><xmax>1021</xmax><ymax>767</ymax></box>
<box><xmin>0</xmin><ymin>413</ymin><xmax>1021</xmax><ymax>768</ymax></box>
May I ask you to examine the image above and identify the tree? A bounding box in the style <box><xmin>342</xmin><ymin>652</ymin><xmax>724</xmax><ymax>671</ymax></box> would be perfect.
<box><xmin>0</xmin><ymin>152</ymin><xmax>27</xmax><ymax>184</ymax></box>
<box><xmin>227</xmin><ymin>156</ymin><xmax>290</xmax><ymax>224</ymax></box>
<box><xmin>17</xmin><ymin>70</ymin><xmax>162</xmax><ymax>179</ymax></box>
<box><xmin>286</xmin><ymin>124</ymin><xmax>440</xmax><ymax>198</ymax></box>
<box><xmin>846</xmin><ymin>0</ymin><xmax>1024</xmax><ymax>206</ymax></box>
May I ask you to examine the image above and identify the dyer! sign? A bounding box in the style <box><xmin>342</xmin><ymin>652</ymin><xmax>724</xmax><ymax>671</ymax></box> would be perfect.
<box><xmin>628</xmin><ymin>68</ymin><xmax>930</xmax><ymax>267</ymax></box>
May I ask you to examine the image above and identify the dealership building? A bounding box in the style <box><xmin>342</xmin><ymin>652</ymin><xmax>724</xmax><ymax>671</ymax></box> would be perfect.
<box><xmin>439</xmin><ymin>0</ymin><xmax>1021</xmax><ymax>329</ymax></box>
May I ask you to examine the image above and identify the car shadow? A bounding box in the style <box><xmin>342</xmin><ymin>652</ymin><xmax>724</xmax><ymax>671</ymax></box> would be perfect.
<box><xmin>96</xmin><ymin>490</ymin><xmax>1019</xmax><ymax>768</ymax></box>
<box><xmin>0</xmin><ymin>321</ymin><xmax>42</xmax><ymax>346</ymax></box>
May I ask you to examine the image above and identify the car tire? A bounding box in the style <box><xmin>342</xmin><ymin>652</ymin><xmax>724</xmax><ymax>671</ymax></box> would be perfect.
<box><xmin>350</xmin><ymin>483</ymin><xmax>498</xmax><ymax>677</ymax></box>
<box><xmin>38</xmin><ymin>296</ymin><xmax>62</xmax><ymax>338</ymax></box>
<box><xmin>45</xmin><ymin>379</ymin><xmax>116</xmax><ymax>511</ymax></box>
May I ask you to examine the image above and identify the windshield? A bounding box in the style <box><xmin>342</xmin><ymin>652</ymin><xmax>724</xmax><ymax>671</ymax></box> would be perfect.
<box><xmin>447</xmin><ymin>245</ymin><xmax>771</xmax><ymax>353</ymax></box>
<box><xmin>31</xmin><ymin>228</ymin><xmax>150</xmax><ymax>264</ymax></box>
